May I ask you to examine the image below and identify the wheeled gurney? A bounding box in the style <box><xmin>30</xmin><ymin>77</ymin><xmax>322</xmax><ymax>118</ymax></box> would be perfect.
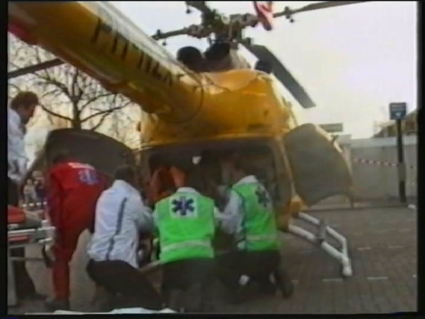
<box><xmin>7</xmin><ymin>204</ymin><xmax>55</xmax><ymax>307</ymax></box>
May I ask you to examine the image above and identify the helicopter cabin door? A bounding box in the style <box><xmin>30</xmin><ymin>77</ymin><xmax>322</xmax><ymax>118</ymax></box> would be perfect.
<box><xmin>282</xmin><ymin>123</ymin><xmax>353</xmax><ymax>207</ymax></box>
<box><xmin>42</xmin><ymin>128</ymin><xmax>136</xmax><ymax>180</ymax></box>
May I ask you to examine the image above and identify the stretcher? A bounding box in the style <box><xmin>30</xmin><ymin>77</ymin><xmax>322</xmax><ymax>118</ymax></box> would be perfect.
<box><xmin>7</xmin><ymin>204</ymin><xmax>56</xmax><ymax>307</ymax></box>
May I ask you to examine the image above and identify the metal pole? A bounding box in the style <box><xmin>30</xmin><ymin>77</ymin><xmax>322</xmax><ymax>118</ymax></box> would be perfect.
<box><xmin>396</xmin><ymin>119</ymin><xmax>407</xmax><ymax>203</ymax></box>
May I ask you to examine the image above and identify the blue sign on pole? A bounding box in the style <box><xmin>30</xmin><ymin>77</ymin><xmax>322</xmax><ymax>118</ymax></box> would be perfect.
<box><xmin>389</xmin><ymin>102</ymin><xmax>407</xmax><ymax>120</ymax></box>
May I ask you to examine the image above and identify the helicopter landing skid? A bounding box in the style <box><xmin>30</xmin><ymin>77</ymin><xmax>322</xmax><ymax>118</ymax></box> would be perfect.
<box><xmin>287</xmin><ymin>212</ymin><xmax>353</xmax><ymax>278</ymax></box>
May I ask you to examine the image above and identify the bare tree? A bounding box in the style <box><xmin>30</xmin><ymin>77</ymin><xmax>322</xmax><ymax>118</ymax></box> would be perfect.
<box><xmin>107</xmin><ymin>104</ymin><xmax>141</xmax><ymax>149</ymax></box>
<box><xmin>8</xmin><ymin>34</ymin><xmax>133</xmax><ymax>131</ymax></box>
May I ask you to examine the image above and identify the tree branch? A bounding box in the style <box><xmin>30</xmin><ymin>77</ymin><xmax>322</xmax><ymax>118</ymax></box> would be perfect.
<box><xmin>39</xmin><ymin>103</ymin><xmax>72</xmax><ymax>122</ymax></box>
<box><xmin>80</xmin><ymin>93</ymin><xmax>113</xmax><ymax>112</ymax></box>
<box><xmin>90</xmin><ymin>111</ymin><xmax>113</xmax><ymax>131</ymax></box>
<box><xmin>81</xmin><ymin>105</ymin><xmax>128</xmax><ymax>123</ymax></box>
<box><xmin>8</xmin><ymin>83</ymin><xmax>22</xmax><ymax>93</ymax></box>
<box><xmin>32</xmin><ymin>71</ymin><xmax>72</xmax><ymax>99</ymax></box>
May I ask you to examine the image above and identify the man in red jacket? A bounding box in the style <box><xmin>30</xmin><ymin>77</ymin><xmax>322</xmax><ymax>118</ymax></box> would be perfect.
<box><xmin>44</xmin><ymin>151</ymin><xmax>109</xmax><ymax>311</ymax></box>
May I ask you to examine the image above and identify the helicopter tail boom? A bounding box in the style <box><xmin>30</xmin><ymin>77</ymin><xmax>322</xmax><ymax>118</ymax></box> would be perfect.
<box><xmin>8</xmin><ymin>1</ymin><xmax>202</xmax><ymax>122</ymax></box>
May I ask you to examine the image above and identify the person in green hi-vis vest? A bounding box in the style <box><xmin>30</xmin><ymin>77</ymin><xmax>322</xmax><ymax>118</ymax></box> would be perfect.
<box><xmin>216</xmin><ymin>154</ymin><xmax>294</xmax><ymax>303</ymax></box>
<box><xmin>153</xmin><ymin>164</ymin><xmax>227</xmax><ymax>312</ymax></box>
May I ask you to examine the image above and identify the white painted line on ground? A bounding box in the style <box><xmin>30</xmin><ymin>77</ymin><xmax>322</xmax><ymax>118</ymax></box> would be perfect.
<box><xmin>408</xmin><ymin>204</ymin><xmax>416</xmax><ymax>210</ymax></box>
<box><xmin>322</xmin><ymin>278</ymin><xmax>343</xmax><ymax>283</ymax></box>
<box><xmin>367</xmin><ymin>276</ymin><xmax>388</xmax><ymax>281</ymax></box>
<box><xmin>357</xmin><ymin>247</ymin><xmax>372</xmax><ymax>251</ymax></box>
<box><xmin>413</xmin><ymin>275</ymin><xmax>417</xmax><ymax>279</ymax></box>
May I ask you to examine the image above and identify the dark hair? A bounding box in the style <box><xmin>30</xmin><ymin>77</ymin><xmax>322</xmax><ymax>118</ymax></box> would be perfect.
<box><xmin>232</xmin><ymin>155</ymin><xmax>255</xmax><ymax>175</ymax></box>
<box><xmin>11</xmin><ymin>91</ymin><xmax>39</xmax><ymax>110</ymax></box>
<box><xmin>114</xmin><ymin>165</ymin><xmax>136</xmax><ymax>184</ymax></box>
<box><xmin>52</xmin><ymin>150</ymin><xmax>73</xmax><ymax>165</ymax></box>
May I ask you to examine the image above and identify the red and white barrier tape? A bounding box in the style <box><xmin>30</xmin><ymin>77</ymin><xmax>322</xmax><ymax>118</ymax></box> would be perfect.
<box><xmin>352</xmin><ymin>158</ymin><xmax>416</xmax><ymax>170</ymax></box>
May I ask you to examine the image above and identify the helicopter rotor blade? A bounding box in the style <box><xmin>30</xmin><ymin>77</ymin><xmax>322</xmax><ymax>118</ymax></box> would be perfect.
<box><xmin>244</xmin><ymin>43</ymin><xmax>315</xmax><ymax>108</ymax></box>
<box><xmin>8</xmin><ymin>58</ymin><xmax>64</xmax><ymax>79</ymax></box>
<box><xmin>274</xmin><ymin>1</ymin><xmax>369</xmax><ymax>18</ymax></box>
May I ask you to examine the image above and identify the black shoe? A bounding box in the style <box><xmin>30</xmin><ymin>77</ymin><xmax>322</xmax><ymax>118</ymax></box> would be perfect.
<box><xmin>44</xmin><ymin>298</ymin><xmax>70</xmax><ymax>311</ymax></box>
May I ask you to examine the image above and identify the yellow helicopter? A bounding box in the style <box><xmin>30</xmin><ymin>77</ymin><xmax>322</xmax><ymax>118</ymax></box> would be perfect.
<box><xmin>8</xmin><ymin>1</ymin><xmax>367</xmax><ymax>277</ymax></box>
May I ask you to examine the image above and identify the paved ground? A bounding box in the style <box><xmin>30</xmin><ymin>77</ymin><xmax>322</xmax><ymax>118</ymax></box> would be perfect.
<box><xmin>8</xmin><ymin>206</ymin><xmax>417</xmax><ymax>314</ymax></box>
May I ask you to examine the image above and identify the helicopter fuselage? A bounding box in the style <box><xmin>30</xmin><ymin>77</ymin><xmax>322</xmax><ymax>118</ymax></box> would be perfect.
<box><xmin>139</xmin><ymin>68</ymin><xmax>296</xmax><ymax>148</ymax></box>
<box><xmin>9</xmin><ymin>1</ymin><xmax>352</xmax><ymax>230</ymax></box>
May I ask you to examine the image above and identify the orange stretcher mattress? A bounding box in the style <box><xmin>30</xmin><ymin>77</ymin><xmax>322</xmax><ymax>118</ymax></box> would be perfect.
<box><xmin>8</xmin><ymin>206</ymin><xmax>26</xmax><ymax>224</ymax></box>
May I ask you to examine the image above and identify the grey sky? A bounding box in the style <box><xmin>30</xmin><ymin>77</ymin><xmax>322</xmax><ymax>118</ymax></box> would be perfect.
<box><xmin>110</xmin><ymin>1</ymin><xmax>417</xmax><ymax>138</ymax></box>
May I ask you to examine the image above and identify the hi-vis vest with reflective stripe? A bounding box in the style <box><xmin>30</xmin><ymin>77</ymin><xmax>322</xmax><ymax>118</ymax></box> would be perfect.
<box><xmin>232</xmin><ymin>182</ymin><xmax>280</xmax><ymax>251</ymax></box>
<box><xmin>156</xmin><ymin>192</ymin><xmax>215</xmax><ymax>263</ymax></box>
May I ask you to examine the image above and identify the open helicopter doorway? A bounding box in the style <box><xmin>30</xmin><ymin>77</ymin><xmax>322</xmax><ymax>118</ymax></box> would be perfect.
<box><xmin>143</xmin><ymin>138</ymin><xmax>292</xmax><ymax>210</ymax></box>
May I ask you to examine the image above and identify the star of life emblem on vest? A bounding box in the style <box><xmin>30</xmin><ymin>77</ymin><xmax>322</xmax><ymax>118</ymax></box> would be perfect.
<box><xmin>170</xmin><ymin>195</ymin><xmax>197</xmax><ymax>218</ymax></box>
<box><xmin>255</xmin><ymin>186</ymin><xmax>272</xmax><ymax>210</ymax></box>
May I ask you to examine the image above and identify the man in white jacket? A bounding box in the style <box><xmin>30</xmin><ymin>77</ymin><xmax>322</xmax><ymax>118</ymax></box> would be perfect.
<box><xmin>86</xmin><ymin>165</ymin><xmax>162</xmax><ymax>310</ymax></box>
<box><xmin>8</xmin><ymin>91</ymin><xmax>44</xmax><ymax>301</ymax></box>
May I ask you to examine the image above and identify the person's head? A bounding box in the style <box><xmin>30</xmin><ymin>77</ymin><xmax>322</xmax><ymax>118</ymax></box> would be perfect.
<box><xmin>114</xmin><ymin>165</ymin><xmax>138</xmax><ymax>188</ymax></box>
<box><xmin>52</xmin><ymin>150</ymin><xmax>73</xmax><ymax>165</ymax></box>
<box><xmin>226</xmin><ymin>154</ymin><xmax>252</xmax><ymax>183</ymax></box>
<box><xmin>156</xmin><ymin>167</ymin><xmax>176</xmax><ymax>194</ymax></box>
<box><xmin>32</xmin><ymin>170</ymin><xmax>44</xmax><ymax>181</ymax></box>
<box><xmin>169</xmin><ymin>165</ymin><xmax>187</xmax><ymax>189</ymax></box>
<box><xmin>10</xmin><ymin>91</ymin><xmax>39</xmax><ymax>125</ymax></box>
<box><xmin>169</xmin><ymin>163</ymin><xmax>200</xmax><ymax>189</ymax></box>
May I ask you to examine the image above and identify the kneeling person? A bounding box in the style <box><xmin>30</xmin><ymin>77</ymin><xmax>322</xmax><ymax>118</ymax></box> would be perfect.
<box><xmin>86</xmin><ymin>165</ymin><xmax>162</xmax><ymax>310</ymax></box>
<box><xmin>154</xmin><ymin>166</ymin><xmax>220</xmax><ymax>312</ymax></box>
<box><xmin>217</xmin><ymin>156</ymin><xmax>294</xmax><ymax>302</ymax></box>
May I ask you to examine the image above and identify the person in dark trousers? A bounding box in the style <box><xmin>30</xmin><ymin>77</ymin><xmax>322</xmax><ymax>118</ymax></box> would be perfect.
<box><xmin>86</xmin><ymin>165</ymin><xmax>163</xmax><ymax>311</ymax></box>
<box><xmin>44</xmin><ymin>152</ymin><xmax>109</xmax><ymax>311</ymax></box>
<box><xmin>154</xmin><ymin>165</ymin><xmax>225</xmax><ymax>312</ymax></box>
<box><xmin>216</xmin><ymin>155</ymin><xmax>294</xmax><ymax>303</ymax></box>
<box><xmin>7</xmin><ymin>91</ymin><xmax>44</xmax><ymax>301</ymax></box>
